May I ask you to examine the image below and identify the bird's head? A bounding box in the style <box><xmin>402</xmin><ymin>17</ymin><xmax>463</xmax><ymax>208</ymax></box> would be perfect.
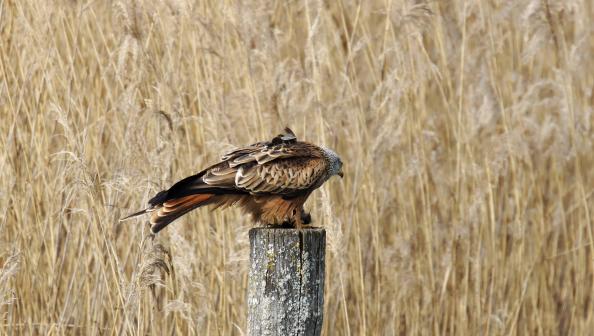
<box><xmin>323</xmin><ymin>147</ymin><xmax>344</xmax><ymax>179</ymax></box>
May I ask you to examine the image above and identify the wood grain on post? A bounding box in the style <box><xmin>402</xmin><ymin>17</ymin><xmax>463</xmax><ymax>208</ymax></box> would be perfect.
<box><xmin>248</xmin><ymin>228</ymin><xmax>326</xmax><ymax>336</ymax></box>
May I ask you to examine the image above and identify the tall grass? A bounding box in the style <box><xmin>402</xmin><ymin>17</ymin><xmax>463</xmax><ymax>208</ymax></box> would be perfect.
<box><xmin>1</xmin><ymin>0</ymin><xmax>593</xmax><ymax>334</ymax></box>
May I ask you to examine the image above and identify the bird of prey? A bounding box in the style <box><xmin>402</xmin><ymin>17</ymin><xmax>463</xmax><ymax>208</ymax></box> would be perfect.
<box><xmin>122</xmin><ymin>128</ymin><xmax>343</xmax><ymax>233</ymax></box>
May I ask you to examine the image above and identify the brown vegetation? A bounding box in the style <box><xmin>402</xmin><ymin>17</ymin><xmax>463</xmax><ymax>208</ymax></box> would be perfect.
<box><xmin>1</xmin><ymin>0</ymin><xmax>593</xmax><ymax>334</ymax></box>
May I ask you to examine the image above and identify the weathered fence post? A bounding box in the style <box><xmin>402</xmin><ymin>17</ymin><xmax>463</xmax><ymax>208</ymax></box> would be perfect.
<box><xmin>248</xmin><ymin>228</ymin><xmax>326</xmax><ymax>336</ymax></box>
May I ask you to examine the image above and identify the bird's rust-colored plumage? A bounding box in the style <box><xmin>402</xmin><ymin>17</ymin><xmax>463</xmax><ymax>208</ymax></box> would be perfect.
<box><xmin>121</xmin><ymin>128</ymin><xmax>343</xmax><ymax>233</ymax></box>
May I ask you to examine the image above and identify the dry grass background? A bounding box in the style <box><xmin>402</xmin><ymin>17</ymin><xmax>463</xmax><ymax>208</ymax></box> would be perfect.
<box><xmin>1</xmin><ymin>0</ymin><xmax>593</xmax><ymax>334</ymax></box>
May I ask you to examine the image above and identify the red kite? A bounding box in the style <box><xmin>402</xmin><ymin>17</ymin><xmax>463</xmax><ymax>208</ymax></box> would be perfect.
<box><xmin>122</xmin><ymin>128</ymin><xmax>343</xmax><ymax>233</ymax></box>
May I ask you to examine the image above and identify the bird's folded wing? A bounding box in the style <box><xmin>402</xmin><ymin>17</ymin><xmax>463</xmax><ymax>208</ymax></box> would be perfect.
<box><xmin>204</xmin><ymin>129</ymin><xmax>326</xmax><ymax>195</ymax></box>
<box><xmin>233</xmin><ymin>158</ymin><xmax>326</xmax><ymax>194</ymax></box>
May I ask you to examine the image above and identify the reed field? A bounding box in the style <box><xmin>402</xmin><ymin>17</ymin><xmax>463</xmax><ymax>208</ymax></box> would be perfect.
<box><xmin>1</xmin><ymin>0</ymin><xmax>594</xmax><ymax>334</ymax></box>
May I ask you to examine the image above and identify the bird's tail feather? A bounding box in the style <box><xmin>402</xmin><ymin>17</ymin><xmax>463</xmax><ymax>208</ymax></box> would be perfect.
<box><xmin>120</xmin><ymin>208</ymin><xmax>151</xmax><ymax>222</ymax></box>
<box><xmin>149</xmin><ymin>194</ymin><xmax>214</xmax><ymax>233</ymax></box>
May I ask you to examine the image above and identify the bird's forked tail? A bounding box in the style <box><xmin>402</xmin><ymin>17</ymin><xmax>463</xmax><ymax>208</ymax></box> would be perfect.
<box><xmin>121</xmin><ymin>193</ymin><xmax>214</xmax><ymax>233</ymax></box>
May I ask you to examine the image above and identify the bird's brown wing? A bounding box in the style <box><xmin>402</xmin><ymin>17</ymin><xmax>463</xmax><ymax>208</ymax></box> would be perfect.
<box><xmin>233</xmin><ymin>156</ymin><xmax>327</xmax><ymax>194</ymax></box>
<box><xmin>204</xmin><ymin>140</ymin><xmax>327</xmax><ymax>195</ymax></box>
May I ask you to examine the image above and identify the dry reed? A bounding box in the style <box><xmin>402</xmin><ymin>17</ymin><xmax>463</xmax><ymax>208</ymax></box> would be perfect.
<box><xmin>1</xmin><ymin>0</ymin><xmax>593</xmax><ymax>334</ymax></box>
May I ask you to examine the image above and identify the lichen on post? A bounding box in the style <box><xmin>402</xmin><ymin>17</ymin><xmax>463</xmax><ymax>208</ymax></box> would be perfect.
<box><xmin>248</xmin><ymin>228</ymin><xmax>326</xmax><ymax>336</ymax></box>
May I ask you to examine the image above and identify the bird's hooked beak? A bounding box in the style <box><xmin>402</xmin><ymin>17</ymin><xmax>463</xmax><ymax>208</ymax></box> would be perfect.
<box><xmin>338</xmin><ymin>168</ymin><xmax>344</xmax><ymax>178</ymax></box>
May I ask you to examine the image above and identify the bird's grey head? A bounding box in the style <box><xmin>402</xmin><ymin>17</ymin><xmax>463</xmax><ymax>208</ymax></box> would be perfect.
<box><xmin>322</xmin><ymin>147</ymin><xmax>344</xmax><ymax>178</ymax></box>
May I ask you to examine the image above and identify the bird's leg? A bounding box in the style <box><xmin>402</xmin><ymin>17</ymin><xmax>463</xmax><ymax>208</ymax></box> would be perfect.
<box><xmin>293</xmin><ymin>208</ymin><xmax>303</xmax><ymax>230</ymax></box>
<box><xmin>294</xmin><ymin>214</ymin><xmax>303</xmax><ymax>230</ymax></box>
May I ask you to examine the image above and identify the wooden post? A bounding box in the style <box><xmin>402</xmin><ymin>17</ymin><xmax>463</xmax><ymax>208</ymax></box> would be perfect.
<box><xmin>248</xmin><ymin>228</ymin><xmax>326</xmax><ymax>336</ymax></box>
